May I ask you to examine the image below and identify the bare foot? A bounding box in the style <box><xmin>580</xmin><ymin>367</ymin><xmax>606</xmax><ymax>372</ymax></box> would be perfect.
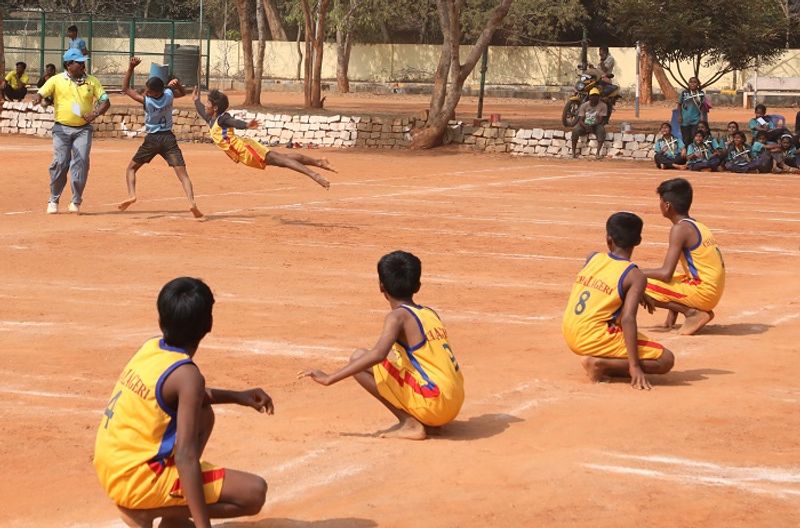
<box><xmin>580</xmin><ymin>356</ymin><xmax>609</xmax><ymax>383</ymax></box>
<box><xmin>676</xmin><ymin>164</ymin><xmax>688</xmax><ymax>170</ymax></box>
<box><xmin>190</xmin><ymin>206</ymin><xmax>203</xmax><ymax>218</ymax></box>
<box><xmin>118</xmin><ymin>196</ymin><xmax>137</xmax><ymax>211</ymax></box>
<box><xmin>118</xmin><ymin>506</ymin><xmax>153</xmax><ymax>528</ymax></box>
<box><xmin>310</xmin><ymin>172</ymin><xmax>331</xmax><ymax>189</ymax></box>
<box><xmin>679</xmin><ymin>309</ymin><xmax>714</xmax><ymax>335</ymax></box>
<box><xmin>317</xmin><ymin>158</ymin><xmax>337</xmax><ymax>173</ymax></box>
<box><xmin>379</xmin><ymin>417</ymin><xmax>426</xmax><ymax>440</ymax></box>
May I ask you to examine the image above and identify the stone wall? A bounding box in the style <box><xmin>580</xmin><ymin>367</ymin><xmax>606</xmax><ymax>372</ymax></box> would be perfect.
<box><xmin>0</xmin><ymin>101</ymin><xmax>655</xmax><ymax>160</ymax></box>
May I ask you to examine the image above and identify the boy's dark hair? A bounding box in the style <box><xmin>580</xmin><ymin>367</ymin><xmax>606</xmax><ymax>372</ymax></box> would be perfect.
<box><xmin>660</xmin><ymin>121</ymin><xmax>671</xmax><ymax>130</ymax></box>
<box><xmin>378</xmin><ymin>251</ymin><xmax>421</xmax><ymax>299</ymax></box>
<box><xmin>16</xmin><ymin>61</ymin><xmax>26</xmax><ymax>69</ymax></box>
<box><xmin>606</xmin><ymin>212</ymin><xmax>643</xmax><ymax>249</ymax></box>
<box><xmin>146</xmin><ymin>76</ymin><xmax>165</xmax><ymax>93</ymax></box>
<box><xmin>656</xmin><ymin>178</ymin><xmax>693</xmax><ymax>215</ymax></box>
<box><xmin>157</xmin><ymin>277</ymin><xmax>214</xmax><ymax>349</ymax></box>
<box><xmin>599</xmin><ymin>46</ymin><xmax>609</xmax><ymax>53</ymax></box>
<box><xmin>67</xmin><ymin>25</ymin><xmax>78</xmax><ymax>33</ymax></box>
<box><xmin>732</xmin><ymin>131</ymin><xmax>746</xmax><ymax>141</ymax></box>
<box><xmin>755</xmin><ymin>130</ymin><xmax>768</xmax><ymax>141</ymax></box>
<box><xmin>46</xmin><ymin>63</ymin><xmax>56</xmax><ymax>70</ymax></box>
<box><xmin>755</xmin><ymin>104</ymin><xmax>767</xmax><ymax>114</ymax></box>
<box><xmin>208</xmin><ymin>89</ymin><xmax>229</xmax><ymax>114</ymax></box>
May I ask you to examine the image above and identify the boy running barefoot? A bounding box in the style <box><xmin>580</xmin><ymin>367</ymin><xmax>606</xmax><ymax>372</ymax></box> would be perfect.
<box><xmin>642</xmin><ymin>178</ymin><xmax>726</xmax><ymax>335</ymax></box>
<box><xmin>299</xmin><ymin>251</ymin><xmax>464</xmax><ymax>440</ymax></box>
<box><xmin>193</xmin><ymin>87</ymin><xmax>333</xmax><ymax>188</ymax></box>
<box><xmin>118</xmin><ymin>57</ymin><xmax>202</xmax><ymax>218</ymax></box>
<box><xmin>563</xmin><ymin>212</ymin><xmax>675</xmax><ymax>389</ymax></box>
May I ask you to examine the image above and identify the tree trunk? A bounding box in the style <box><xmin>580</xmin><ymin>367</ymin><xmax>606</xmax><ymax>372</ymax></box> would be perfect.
<box><xmin>255</xmin><ymin>0</ymin><xmax>267</xmax><ymax>95</ymax></box>
<box><xmin>428</xmin><ymin>0</ymin><xmax>452</xmax><ymax>118</ymax></box>
<box><xmin>640</xmin><ymin>46</ymin><xmax>654</xmax><ymax>105</ymax></box>
<box><xmin>295</xmin><ymin>25</ymin><xmax>303</xmax><ymax>81</ymax></box>
<box><xmin>411</xmin><ymin>0</ymin><xmax>513</xmax><ymax>149</ymax></box>
<box><xmin>300</xmin><ymin>1</ymin><xmax>314</xmax><ymax>107</ymax></box>
<box><xmin>262</xmin><ymin>0</ymin><xmax>287</xmax><ymax>40</ymax></box>
<box><xmin>310</xmin><ymin>0</ymin><xmax>330</xmax><ymax>108</ymax></box>
<box><xmin>0</xmin><ymin>9</ymin><xmax>5</xmax><ymax>83</ymax></box>
<box><xmin>235</xmin><ymin>0</ymin><xmax>259</xmax><ymax>105</ymax></box>
<box><xmin>653</xmin><ymin>61</ymin><xmax>678</xmax><ymax>101</ymax></box>
<box><xmin>335</xmin><ymin>28</ymin><xmax>353</xmax><ymax>93</ymax></box>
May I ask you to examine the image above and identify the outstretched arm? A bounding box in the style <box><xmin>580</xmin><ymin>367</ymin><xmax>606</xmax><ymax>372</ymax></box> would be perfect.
<box><xmin>193</xmin><ymin>86</ymin><xmax>211</xmax><ymax>123</ymax></box>
<box><xmin>621</xmin><ymin>269</ymin><xmax>650</xmax><ymax>390</ymax></box>
<box><xmin>122</xmin><ymin>57</ymin><xmax>145</xmax><ymax>104</ymax></box>
<box><xmin>299</xmin><ymin>310</ymin><xmax>405</xmax><ymax>386</ymax></box>
<box><xmin>641</xmin><ymin>223</ymin><xmax>692</xmax><ymax>282</ymax></box>
<box><xmin>205</xmin><ymin>387</ymin><xmax>274</xmax><ymax>414</ymax></box>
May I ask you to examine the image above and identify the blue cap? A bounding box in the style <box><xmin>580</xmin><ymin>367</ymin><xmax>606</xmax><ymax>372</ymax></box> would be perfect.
<box><xmin>63</xmin><ymin>49</ymin><xmax>87</xmax><ymax>62</ymax></box>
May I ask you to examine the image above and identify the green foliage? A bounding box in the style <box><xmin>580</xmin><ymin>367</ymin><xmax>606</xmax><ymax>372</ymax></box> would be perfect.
<box><xmin>607</xmin><ymin>0</ymin><xmax>787</xmax><ymax>87</ymax></box>
<box><xmin>462</xmin><ymin>0</ymin><xmax>588</xmax><ymax>44</ymax></box>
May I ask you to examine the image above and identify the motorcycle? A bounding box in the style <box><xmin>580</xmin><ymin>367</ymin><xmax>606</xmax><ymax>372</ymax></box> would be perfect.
<box><xmin>561</xmin><ymin>68</ymin><xmax>621</xmax><ymax>128</ymax></box>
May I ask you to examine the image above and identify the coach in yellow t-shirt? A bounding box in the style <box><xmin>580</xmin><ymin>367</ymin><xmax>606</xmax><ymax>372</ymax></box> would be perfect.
<box><xmin>32</xmin><ymin>49</ymin><xmax>110</xmax><ymax>214</ymax></box>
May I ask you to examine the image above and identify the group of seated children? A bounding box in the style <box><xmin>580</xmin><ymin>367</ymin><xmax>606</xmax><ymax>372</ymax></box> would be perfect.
<box><xmin>563</xmin><ymin>178</ymin><xmax>725</xmax><ymax>389</ymax></box>
<box><xmin>654</xmin><ymin>104</ymin><xmax>798</xmax><ymax>174</ymax></box>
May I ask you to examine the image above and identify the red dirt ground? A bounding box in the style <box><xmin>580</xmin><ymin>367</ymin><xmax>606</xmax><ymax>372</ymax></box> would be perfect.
<box><xmin>1</xmin><ymin>134</ymin><xmax>799</xmax><ymax>527</ymax></box>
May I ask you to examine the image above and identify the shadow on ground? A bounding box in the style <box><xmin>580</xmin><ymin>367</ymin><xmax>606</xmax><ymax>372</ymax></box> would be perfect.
<box><xmin>218</xmin><ymin>518</ymin><xmax>377</xmax><ymax>528</ymax></box>
<box><xmin>660</xmin><ymin>368</ymin><xmax>735</xmax><ymax>386</ymax></box>
<box><xmin>697</xmin><ymin>323</ymin><xmax>772</xmax><ymax>336</ymax></box>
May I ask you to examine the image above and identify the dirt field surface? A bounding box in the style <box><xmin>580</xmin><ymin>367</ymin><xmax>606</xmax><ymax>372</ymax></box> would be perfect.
<box><xmin>1</xmin><ymin>135</ymin><xmax>799</xmax><ymax>527</ymax></box>
<box><xmin>108</xmin><ymin>90</ymin><xmax>799</xmax><ymax>133</ymax></box>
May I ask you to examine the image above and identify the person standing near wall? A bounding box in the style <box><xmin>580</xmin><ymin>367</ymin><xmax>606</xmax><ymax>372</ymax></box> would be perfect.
<box><xmin>32</xmin><ymin>49</ymin><xmax>110</xmax><ymax>215</ymax></box>
<box><xmin>66</xmin><ymin>25</ymin><xmax>89</xmax><ymax>56</ymax></box>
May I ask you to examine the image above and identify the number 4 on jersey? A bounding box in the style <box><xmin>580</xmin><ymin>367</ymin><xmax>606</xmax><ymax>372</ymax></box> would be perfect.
<box><xmin>103</xmin><ymin>390</ymin><xmax>122</xmax><ymax>429</ymax></box>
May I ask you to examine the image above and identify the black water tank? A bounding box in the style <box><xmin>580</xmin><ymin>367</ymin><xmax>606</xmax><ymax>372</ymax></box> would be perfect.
<box><xmin>163</xmin><ymin>44</ymin><xmax>200</xmax><ymax>86</ymax></box>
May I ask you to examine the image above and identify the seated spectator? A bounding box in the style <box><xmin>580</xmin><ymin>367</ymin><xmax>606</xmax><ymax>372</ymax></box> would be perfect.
<box><xmin>719</xmin><ymin>121</ymin><xmax>739</xmax><ymax>150</ymax></box>
<box><xmin>768</xmin><ymin>133</ymin><xmax>799</xmax><ymax>173</ymax></box>
<box><xmin>750</xmin><ymin>130</ymin><xmax>774</xmax><ymax>173</ymax></box>
<box><xmin>724</xmin><ymin>132</ymin><xmax>761</xmax><ymax>173</ymax></box>
<box><xmin>570</xmin><ymin>87</ymin><xmax>607</xmax><ymax>159</ymax></box>
<box><xmin>748</xmin><ymin>104</ymin><xmax>788</xmax><ymax>143</ymax></box>
<box><xmin>36</xmin><ymin>63</ymin><xmax>56</xmax><ymax>105</ymax></box>
<box><xmin>686</xmin><ymin>131</ymin><xmax>721</xmax><ymax>171</ymax></box>
<box><xmin>1</xmin><ymin>62</ymin><xmax>29</xmax><ymax>101</ymax></box>
<box><xmin>696</xmin><ymin>120</ymin><xmax>726</xmax><ymax>161</ymax></box>
<box><xmin>654</xmin><ymin>122</ymin><xmax>687</xmax><ymax>170</ymax></box>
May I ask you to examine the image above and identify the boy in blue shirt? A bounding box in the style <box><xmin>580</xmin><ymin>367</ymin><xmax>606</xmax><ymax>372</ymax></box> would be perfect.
<box><xmin>117</xmin><ymin>57</ymin><xmax>202</xmax><ymax>218</ymax></box>
<box><xmin>750</xmin><ymin>130</ymin><xmax>774</xmax><ymax>173</ymax></box>
<box><xmin>677</xmin><ymin>77</ymin><xmax>705</xmax><ymax>145</ymax></box>
<box><xmin>66</xmin><ymin>25</ymin><xmax>89</xmax><ymax>56</ymax></box>
<box><xmin>654</xmin><ymin>122</ymin><xmax>686</xmax><ymax>170</ymax></box>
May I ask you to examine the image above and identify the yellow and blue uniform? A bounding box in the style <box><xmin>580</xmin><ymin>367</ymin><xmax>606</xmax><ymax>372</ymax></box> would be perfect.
<box><xmin>204</xmin><ymin>112</ymin><xmax>269</xmax><ymax>169</ymax></box>
<box><xmin>93</xmin><ymin>338</ymin><xmax>224</xmax><ymax>509</ymax></box>
<box><xmin>563</xmin><ymin>252</ymin><xmax>663</xmax><ymax>360</ymax></box>
<box><xmin>373</xmin><ymin>305</ymin><xmax>465</xmax><ymax>426</ymax></box>
<box><xmin>37</xmin><ymin>72</ymin><xmax>107</xmax><ymax>127</ymax></box>
<box><xmin>646</xmin><ymin>218</ymin><xmax>725</xmax><ymax>312</ymax></box>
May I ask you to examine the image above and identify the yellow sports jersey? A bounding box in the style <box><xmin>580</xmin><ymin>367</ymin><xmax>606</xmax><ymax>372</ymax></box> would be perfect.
<box><xmin>373</xmin><ymin>304</ymin><xmax>465</xmax><ymax>426</ymax></box>
<box><xmin>646</xmin><ymin>218</ymin><xmax>725</xmax><ymax>311</ymax></box>
<box><xmin>37</xmin><ymin>72</ymin><xmax>107</xmax><ymax>127</ymax></box>
<box><xmin>93</xmin><ymin>337</ymin><xmax>202</xmax><ymax>508</ymax></box>
<box><xmin>5</xmin><ymin>71</ymin><xmax>29</xmax><ymax>90</ymax></box>
<box><xmin>563</xmin><ymin>252</ymin><xmax>637</xmax><ymax>354</ymax></box>
<box><xmin>209</xmin><ymin>115</ymin><xmax>270</xmax><ymax>169</ymax></box>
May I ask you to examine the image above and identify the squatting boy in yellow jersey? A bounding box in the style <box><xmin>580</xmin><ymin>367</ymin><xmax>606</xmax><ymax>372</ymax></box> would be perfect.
<box><xmin>642</xmin><ymin>178</ymin><xmax>725</xmax><ymax>335</ymax></box>
<box><xmin>300</xmin><ymin>250</ymin><xmax>464</xmax><ymax>440</ymax></box>
<box><xmin>192</xmin><ymin>86</ymin><xmax>333</xmax><ymax>189</ymax></box>
<box><xmin>93</xmin><ymin>277</ymin><xmax>272</xmax><ymax>528</ymax></box>
<box><xmin>563</xmin><ymin>213</ymin><xmax>675</xmax><ymax>390</ymax></box>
